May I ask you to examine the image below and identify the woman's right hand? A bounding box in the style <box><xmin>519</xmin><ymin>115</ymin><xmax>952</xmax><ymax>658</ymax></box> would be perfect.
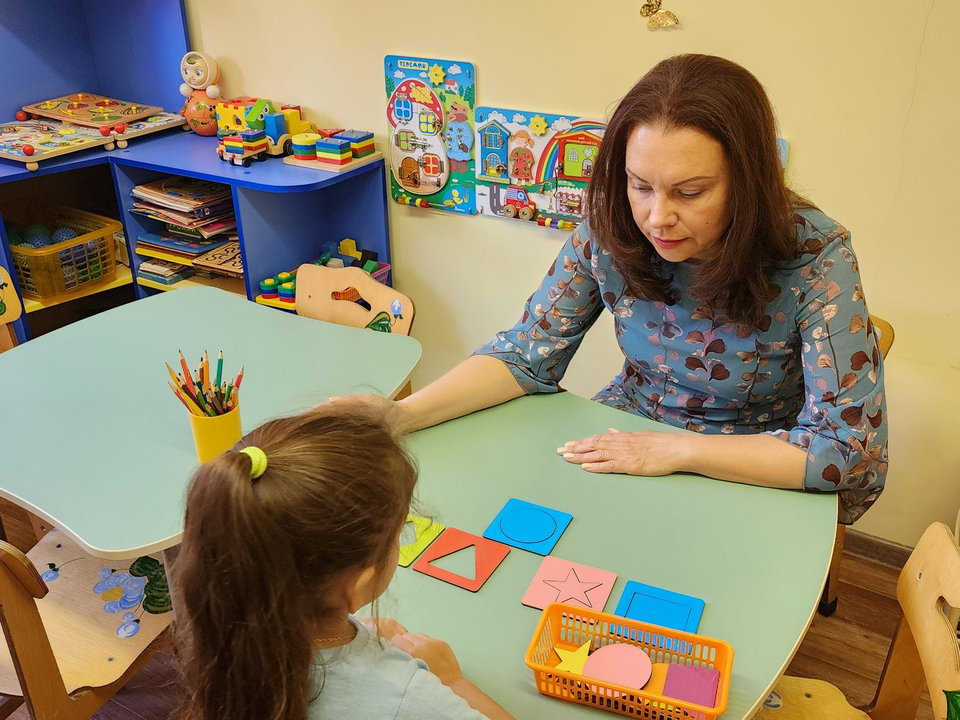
<box><xmin>390</xmin><ymin>632</ymin><xmax>463</xmax><ymax>685</ymax></box>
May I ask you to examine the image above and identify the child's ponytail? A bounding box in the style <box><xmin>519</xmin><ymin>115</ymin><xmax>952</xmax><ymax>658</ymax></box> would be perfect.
<box><xmin>173</xmin><ymin>404</ymin><xmax>418</xmax><ymax>720</ymax></box>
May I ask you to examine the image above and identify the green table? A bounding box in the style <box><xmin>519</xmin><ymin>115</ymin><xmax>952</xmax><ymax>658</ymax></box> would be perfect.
<box><xmin>0</xmin><ymin>287</ymin><xmax>421</xmax><ymax>559</ymax></box>
<box><xmin>394</xmin><ymin>393</ymin><xmax>837</xmax><ymax>720</ymax></box>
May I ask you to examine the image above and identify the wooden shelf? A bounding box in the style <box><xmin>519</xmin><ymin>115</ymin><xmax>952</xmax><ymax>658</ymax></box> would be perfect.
<box><xmin>137</xmin><ymin>273</ymin><xmax>246</xmax><ymax>296</ymax></box>
<box><xmin>136</xmin><ymin>246</ymin><xmax>196</xmax><ymax>266</ymax></box>
<box><xmin>23</xmin><ymin>265</ymin><xmax>133</xmax><ymax>313</ymax></box>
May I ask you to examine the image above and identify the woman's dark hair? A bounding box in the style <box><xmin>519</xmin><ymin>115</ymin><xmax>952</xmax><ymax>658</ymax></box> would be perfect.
<box><xmin>587</xmin><ymin>53</ymin><xmax>802</xmax><ymax>328</ymax></box>
<box><xmin>173</xmin><ymin>404</ymin><xmax>417</xmax><ymax>720</ymax></box>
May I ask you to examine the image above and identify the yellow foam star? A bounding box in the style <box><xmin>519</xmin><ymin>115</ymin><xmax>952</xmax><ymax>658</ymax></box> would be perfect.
<box><xmin>555</xmin><ymin>640</ymin><xmax>591</xmax><ymax>675</ymax></box>
<box><xmin>530</xmin><ymin>115</ymin><xmax>549</xmax><ymax>136</ymax></box>
<box><xmin>428</xmin><ymin>63</ymin><xmax>446</xmax><ymax>86</ymax></box>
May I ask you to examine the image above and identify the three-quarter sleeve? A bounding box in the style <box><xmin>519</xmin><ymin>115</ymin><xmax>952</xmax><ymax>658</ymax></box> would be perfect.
<box><xmin>474</xmin><ymin>226</ymin><xmax>605</xmax><ymax>394</ymax></box>
<box><xmin>768</xmin><ymin>222</ymin><xmax>888</xmax><ymax>524</ymax></box>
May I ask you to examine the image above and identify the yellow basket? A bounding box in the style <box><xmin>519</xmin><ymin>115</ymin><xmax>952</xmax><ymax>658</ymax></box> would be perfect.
<box><xmin>524</xmin><ymin>603</ymin><xmax>734</xmax><ymax>720</ymax></box>
<box><xmin>8</xmin><ymin>207</ymin><xmax>120</xmax><ymax>300</ymax></box>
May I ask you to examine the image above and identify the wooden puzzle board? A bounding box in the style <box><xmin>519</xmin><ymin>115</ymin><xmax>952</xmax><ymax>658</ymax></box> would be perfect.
<box><xmin>0</xmin><ymin>120</ymin><xmax>113</xmax><ymax>167</ymax></box>
<box><xmin>116</xmin><ymin>113</ymin><xmax>187</xmax><ymax>144</ymax></box>
<box><xmin>23</xmin><ymin>93</ymin><xmax>163</xmax><ymax>129</ymax></box>
<box><xmin>282</xmin><ymin>151</ymin><xmax>382</xmax><ymax>174</ymax></box>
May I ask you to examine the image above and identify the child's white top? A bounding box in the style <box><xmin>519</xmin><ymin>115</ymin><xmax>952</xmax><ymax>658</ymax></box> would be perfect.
<box><xmin>308</xmin><ymin>617</ymin><xmax>491</xmax><ymax>720</ymax></box>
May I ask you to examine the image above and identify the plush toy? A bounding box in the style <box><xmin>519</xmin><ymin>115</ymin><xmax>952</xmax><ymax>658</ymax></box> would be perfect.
<box><xmin>179</xmin><ymin>51</ymin><xmax>222</xmax><ymax>136</ymax></box>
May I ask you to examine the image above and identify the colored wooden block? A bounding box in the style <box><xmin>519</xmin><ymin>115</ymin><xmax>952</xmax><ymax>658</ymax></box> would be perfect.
<box><xmin>614</xmin><ymin>581</ymin><xmax>705</xmax><ymax>633</ymax></box>
<box><xmin>316</xmin><ymin>137</ymin><xmax>351</xmax><ymax>152</ymax></box>
<box><xmin>483</xmin><ymin>498</ymin><xmax>572</xmax><ymax>555</ymax></box>
<box><xmin>326</xmin><ymin>257</ymin><xmax>345</xmax><ymax>268</ymax></box>
<box><xmin>339</xmin><ymin>239</ymin><xmax>360</xmax><ymax>258</ymax></box>
<box><xmin>317</xmin><ymin>127</ymin><xmax>346</xmax><ymax>138</ymax></box>
<box><xmin>522</xmin><ymin>556</ymin><xmax>617</xmax><ymax>611</ymax></box>
<box><xmin>334</xmin><ymin>129</ymin><xmax>375</xmax><ymax>143</ymax></box>
<box><xmin>412</xmin><ymin>527</ymin><xmax>510</xmax><ymax>593</ymax></box>
<box><xmin>662</xmin><ymin>664</ymin><xmax>720</xmax><ymax>708</ymax></box>
<box><xmin>362</xmin><ymin>260</ymin><xmax>380</xmax><ymax>274</ymax></box>
<box><xmin>398</xmin><ymin>515</ymin><xmax>444</xmax><ymax>567</ymax></box>
<box><xmin>359</xmin><ymin>249</ymin><xmax>379</xmax><ymax>265</ymax></box>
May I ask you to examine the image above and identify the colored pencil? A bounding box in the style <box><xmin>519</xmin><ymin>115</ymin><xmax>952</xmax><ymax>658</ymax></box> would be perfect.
<box><xmin>168</xmin><ymin>350</ymin><xmax>241</xmax><ymax>416</ymax></box>
<box><xmin>179</xmin><ymin>350</ymin><xmax>196</xmax><ymax>393</ymax></box>
<box><xmin>168</xmin><ymin>381</ymin><xmax>191</xmax><ymax>411</ymax></box>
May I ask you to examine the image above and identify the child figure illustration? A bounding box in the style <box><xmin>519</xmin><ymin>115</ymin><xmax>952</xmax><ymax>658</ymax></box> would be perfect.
<box><xmin>508</xmin><ymin>130</ymin><xmax>535</xmax><ymax>186</ymax></box>
<box><xmin>173</xmin><ymin>404</ymin><xmax>516</xmax><ymax>720</ymax></box>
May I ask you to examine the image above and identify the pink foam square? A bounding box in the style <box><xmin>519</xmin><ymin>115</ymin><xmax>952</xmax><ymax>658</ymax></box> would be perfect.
<box><xmin>522</xmin><ymin>556</ymin><xmax>617</xmax><ymax>611</ymax></box>
<box><xmin>662</xmin><ymin>664</ymin><xmax>720</xmax><ymax>708</ymax></box>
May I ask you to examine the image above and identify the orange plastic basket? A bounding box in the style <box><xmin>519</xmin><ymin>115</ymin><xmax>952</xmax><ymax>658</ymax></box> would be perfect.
<box><xmin>524</xmin><ymin>603</ymin><xmax>734</xmax><ymax>719</ymax></box>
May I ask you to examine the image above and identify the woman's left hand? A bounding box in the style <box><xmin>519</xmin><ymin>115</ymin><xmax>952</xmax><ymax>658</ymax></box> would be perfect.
<box><xmin>557</xmin><ymin>429</ymin><xmax>692</xmax><ymax>476</ymax></box>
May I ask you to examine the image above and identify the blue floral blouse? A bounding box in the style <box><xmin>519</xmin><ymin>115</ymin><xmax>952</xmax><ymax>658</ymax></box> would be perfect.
<box><xmin>476</xmin><ymin>208</ymin><xmax>887</xmax><ymax>524</ymax></box>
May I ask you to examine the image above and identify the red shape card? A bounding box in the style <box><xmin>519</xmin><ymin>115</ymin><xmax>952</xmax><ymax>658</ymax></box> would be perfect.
<box><xmin>412</xmin><ymin>527</ymin><xmax>510</xmax><ymax>592</ymax></box>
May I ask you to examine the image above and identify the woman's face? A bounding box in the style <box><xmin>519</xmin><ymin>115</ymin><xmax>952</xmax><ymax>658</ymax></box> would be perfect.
<box><xmin>625</xmin><ymin>124</ymin><xmax>732</xmax><ymax>262</ymax></box>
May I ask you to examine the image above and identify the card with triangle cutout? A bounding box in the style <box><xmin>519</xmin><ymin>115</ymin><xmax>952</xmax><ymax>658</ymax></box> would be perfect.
<box><xmin>398</xmin><ymin>515</ymin><xmax>445</xmax><ymax>567</ymax></box>
<box><xmin>412</xmin><ymin>527</ymin><xmax>510</xmax><ymax>592</ymax></box>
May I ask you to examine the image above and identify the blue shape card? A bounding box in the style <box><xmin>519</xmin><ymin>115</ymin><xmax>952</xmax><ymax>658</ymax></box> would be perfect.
<box><xmin>614</xmin><ymin>581</ymin><xmax>705</xmax><ymax>633</ymax></box>
<box><xmin>384</xmin><ymin>55</ymin><xmax>476</xmax><ymax>215</ymax></box>
<box><xmin>482</xmin><ymin>498</ymin><xmax>572</xmax><ymax>555</ymax></box>
<box><xmin>473</xmin><ymin>106</ymin><xmax>606</xmax><ymax>232</ymax></box>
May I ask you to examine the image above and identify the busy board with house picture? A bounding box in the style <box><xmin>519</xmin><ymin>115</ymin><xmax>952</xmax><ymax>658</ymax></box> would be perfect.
<box><xmin>384</xmin><ymin>55</ymin><xmax>476</xmax><ymax>216</ymax></box>
<box><xmin>474</xmin><ymin>107</ymin><xmax>606</xmax><ymax>232</ymax></box>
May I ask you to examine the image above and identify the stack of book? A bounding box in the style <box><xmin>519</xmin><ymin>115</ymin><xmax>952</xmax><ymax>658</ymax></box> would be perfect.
<box><xmin>131</xmin><ymin>177</ymin><xmax>236</xmax><ymax>240</ymax></box>
<box><xmin>138</xmin><ymin>258</ymin><xmax>194</xmax><ymax>285</ymax></box>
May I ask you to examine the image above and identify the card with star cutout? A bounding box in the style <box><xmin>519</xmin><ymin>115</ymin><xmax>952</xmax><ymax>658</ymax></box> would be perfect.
<box><xmin>522</xmin><ymin>556</ymin><xmax>617</xmax><ymax>611</ymax></box>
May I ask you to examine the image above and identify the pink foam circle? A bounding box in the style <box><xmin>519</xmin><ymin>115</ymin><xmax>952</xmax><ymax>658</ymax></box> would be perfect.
<box><xmin>582</xmin><ymin>643</ymin><xmax>653</xmax><ymax>689</ymax></box>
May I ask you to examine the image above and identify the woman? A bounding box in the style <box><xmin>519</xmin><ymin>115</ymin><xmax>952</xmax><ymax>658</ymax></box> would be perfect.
<box><xmin>361</xmin><ymin>54</ymin><xmax>888</xmax><ymax>524</ymax></box>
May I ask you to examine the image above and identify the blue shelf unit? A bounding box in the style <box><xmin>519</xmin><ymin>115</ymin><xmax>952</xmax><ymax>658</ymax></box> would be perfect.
<box><xmin>0</xmin><ymin>2</ymin><xmax>392</xmax><ymax>344</ymax></box>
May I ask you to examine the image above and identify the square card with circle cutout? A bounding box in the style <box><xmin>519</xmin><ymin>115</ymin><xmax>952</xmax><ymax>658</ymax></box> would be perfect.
<box><xmin>482</xmin><ymin>498</ymin><xmax>572</xmax><ymax>555</ymax></box>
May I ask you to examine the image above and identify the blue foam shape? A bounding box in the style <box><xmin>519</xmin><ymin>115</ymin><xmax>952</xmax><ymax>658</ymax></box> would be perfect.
<box><xmin>482</xmin><ymin>498</ymin><xmax>572</xmax><ymax>555</ymax></box>
<box><xmin>614</xmin><ymin>581</ymin><xmax>705</xmax><ymax>633</ymax></box>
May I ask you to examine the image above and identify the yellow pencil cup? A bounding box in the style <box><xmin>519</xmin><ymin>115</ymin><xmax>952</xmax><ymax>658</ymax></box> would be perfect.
<box><xmin>188</xmin><ymin>407</ymin><xmax>243</xmax><ymax>464</ymax></box>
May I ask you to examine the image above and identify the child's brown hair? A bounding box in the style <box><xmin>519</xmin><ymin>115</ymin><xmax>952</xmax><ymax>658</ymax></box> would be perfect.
<box><xmin>173</xmin><ymin>404</ymin><xmax>417</xmax><ymax>720</ymax></box>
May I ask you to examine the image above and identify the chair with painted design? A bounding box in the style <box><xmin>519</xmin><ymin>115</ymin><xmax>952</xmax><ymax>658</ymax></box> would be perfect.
<box><xmin>0</xmin><ymin>266</ymin><xmax>21</xmax><ymax>356</ymax></box>
<box><xmin>295</xmin><ymin>264</ymin><xmax>416</xmax><ymax>398</ymax></box>
<box><xmin>819</xmin><ymin>314</ymin><xmax>895</xmax><ymax>617</ymax></box>
<box><xmin>754</xmin><ymin>522</ymin><xmax>960</xmax><ymax>720</ymax></box>
<box><xmin>0</xmin><ymin>529</ymin><xmax>173</xmax><ymax>719</ymax></box>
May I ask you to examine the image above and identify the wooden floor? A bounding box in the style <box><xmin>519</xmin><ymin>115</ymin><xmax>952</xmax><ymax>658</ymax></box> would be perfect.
<box><xmin>0</xmin><ymin>501</ymin><xmax>936</xmax><ymax>719</ymax></box>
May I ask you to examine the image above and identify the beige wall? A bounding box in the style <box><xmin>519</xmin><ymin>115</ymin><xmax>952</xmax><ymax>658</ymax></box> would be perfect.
<box><xmin>185</xmin><ymin>0</ymin><xmax>959</xmax><ymax>547</ymax></box>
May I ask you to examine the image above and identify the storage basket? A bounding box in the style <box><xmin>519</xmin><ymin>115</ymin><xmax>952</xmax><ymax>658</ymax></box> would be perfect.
<box><xmin>7</xmin><ymin>207</ymin><xmax>120</xmax><ymax>300</ymax></box>
<box><xmin>371</xmin><ymin>262</ymin><xmax>391</xmax><ymax>286</ymax></box>
<box><xmin>524</xmin><ymin>603</ymin><xmax>734</xmax><ymax>719</ymax></box>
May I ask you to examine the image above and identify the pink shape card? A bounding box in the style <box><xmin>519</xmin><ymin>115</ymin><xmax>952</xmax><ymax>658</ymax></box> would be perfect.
<box><xmin>522</xmin><ymin>556</ymin><xmax>617</xmax><ymax>611</ymax></box>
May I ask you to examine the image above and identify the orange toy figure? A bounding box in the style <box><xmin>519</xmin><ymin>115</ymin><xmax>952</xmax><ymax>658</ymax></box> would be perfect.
<box><xmin>179</xmin><ymin>51</ymin><xmax>222</xmax><ymax>136</ymax></box>
<box><xmin>182</xmin><ymin>91</ymin><xmax>219</xmax><ymax>136</ymax></box>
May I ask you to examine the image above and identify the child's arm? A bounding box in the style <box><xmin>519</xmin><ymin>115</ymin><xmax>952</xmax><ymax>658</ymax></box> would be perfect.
<box><xmin>391</xmin><ymin>633</ymin><xmax>516</xmax><ymax>720</ymax></box>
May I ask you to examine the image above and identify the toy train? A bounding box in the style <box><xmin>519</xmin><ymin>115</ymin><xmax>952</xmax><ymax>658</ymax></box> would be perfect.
<box><xmin>215</xmin><ymin>97</ymin><xmax>316</xmax><ymax>166</ymax></box>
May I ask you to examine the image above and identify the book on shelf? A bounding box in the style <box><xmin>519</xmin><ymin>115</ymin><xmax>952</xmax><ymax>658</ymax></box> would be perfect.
<box><xmin>138</xmin><ymin>268</ymin><xmax>195</xmax><ymax>285</ymax></box>
<box><xmin>137</xmin><ymin>233</ymin><xmax>232</xmax><ymax>257</ymax></box>
<box><xmin>131</xmin><ymin>177</ymin><xmax>231</xmax><ymax>213</ymax></box>
<box><xmin>131</xmin><ymin>203</ymin><xmax>236</xmax><ymax>231</ymax></box>
<box><xmin>139</xmin><ymin>258</ymin><xmax>192</xmax><ymax>277</ymax></box>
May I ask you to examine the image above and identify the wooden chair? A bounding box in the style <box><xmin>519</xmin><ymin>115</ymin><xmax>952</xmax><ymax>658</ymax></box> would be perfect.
<box><xmin>0</xmin><ymin>529</ymin><xmax>173</xmax><ymax>719</ymax></box>
<box><xmin>819</xmin><ymin>314</ymin><xmax>894</xmax><ymax>617</ymax></box>
<box><xmin>755</xmin><ymin>522</ymin><xmax>960</xmax><ymax>720</ymax></box>
<box><xmin>295</xmin><ymin>264</ymin><xmax>416</xmax><ymax>398</ymax></box>
<box><xmin>0</xmin><ymin>266</ymin><xmax>21</xmax><ymax>356</ymax></box>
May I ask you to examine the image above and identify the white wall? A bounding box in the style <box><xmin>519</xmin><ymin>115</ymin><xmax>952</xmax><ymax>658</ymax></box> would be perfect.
<box><xmin>185</xmin><ymin>0</ymin><xmax>960</xmax><ymax>546</ymax></box>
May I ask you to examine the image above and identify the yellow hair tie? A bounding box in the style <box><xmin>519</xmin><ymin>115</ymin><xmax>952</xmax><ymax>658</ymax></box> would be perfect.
<box><xmin>240</xmin><ymin>447</ymin><xmax>268</xmax><ymax>480</ymax></box>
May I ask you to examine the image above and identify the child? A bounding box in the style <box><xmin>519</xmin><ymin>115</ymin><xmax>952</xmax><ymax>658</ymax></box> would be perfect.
<box><xmin>173</xmin><ymin>405</ymin><xmax>515</xmax><ymax>720</ymax></box>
